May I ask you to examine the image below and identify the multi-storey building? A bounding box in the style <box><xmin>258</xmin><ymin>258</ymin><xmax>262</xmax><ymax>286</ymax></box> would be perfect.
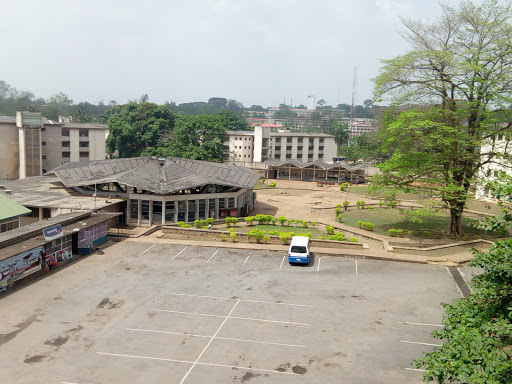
<box><xmin>0</xmin><ymin>112</ymin><xmax>108</xmax><ymax>179</ymax></box>
<box><xmin>226</xmin><ymin>126</ymin><xmax>337</xmax><ymax>167</ymax></box>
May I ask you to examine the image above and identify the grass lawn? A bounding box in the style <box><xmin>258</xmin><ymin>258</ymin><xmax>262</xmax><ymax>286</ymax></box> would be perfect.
<box><xmin>341</xmin><ymin>207</ymin><xmax>504</xmax><ymax>239</ymax></box>
<box><xmin>345</xmin><ymin>185</ymin><xmax>426</xmax><ymax>201</ymax></box>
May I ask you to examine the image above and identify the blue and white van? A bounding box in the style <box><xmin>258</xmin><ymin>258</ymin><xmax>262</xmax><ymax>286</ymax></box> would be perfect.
<box><xmin>288</xmin><ymin>236</ymin><xmax>310</xmax><ymax>265</ymax></box>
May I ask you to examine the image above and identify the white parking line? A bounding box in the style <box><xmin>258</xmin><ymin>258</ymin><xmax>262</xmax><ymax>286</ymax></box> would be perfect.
<box><xmin>172</xmin><ymin>246</ymin><xmax>187</xmax><ymax>260</ymax></box>
<box><xmin>243</xmin><ymin>253</ymin><xmax>251</xmax><ymax>265</ymax></box>
<box><xmin>96</xmin><ymin>352</ymin><xmax>299</xmax><ymax>376</ymax></box>
<box><xmin>150</xmin><ymin>309</ymin><xmax>309</xmax><ymax>325</ymax></box>
<box><xmin>138</xmin><ymin>244</ymin><xmax>156</xmax><ymax>257</ymax></box>
<box><xmin>317</xmin><ymin>257</ymin><xmax>321</xmax><ymax>272</ymax></box>
<box><xmin>398</xmin><ymin>321</ymin><xmax>443</xmax><ymax>327</ymax></box>
<box><xmin>124</xmin><ymin>328</ymin><xmax>306</xmax><ymax>347</ymax></box>
<box><xmin>355</xmin><ymin>259</ymin><xmax>358</xmax><ymax>275</ymax></box>
<box><xmin>207</xmin><ymin>249</ymin><xmax>218</xmax><ymax>262</ymax></box>
<box><xmin>279</xmin><ymin>255</ymin><xmax>286</xmax><ymax>269</ymax></box>
<box><xmin>179</xmin><ymin>300</ymin><xmax>240</xmax><ymax>384</ymax></box>
<box><xmin>405</xmin><ymin>368</ymin><xmax>426</xmax><ymax>372</ymax></box>
<box><xmin>400</xmin><ymin>340</ymin><xmax>442</xmax><ymax>347</ymax></box>
<box><xmin>166</xmin><ymin>292</ymin><xmax>312</xmax><ymax>307</ymax></box>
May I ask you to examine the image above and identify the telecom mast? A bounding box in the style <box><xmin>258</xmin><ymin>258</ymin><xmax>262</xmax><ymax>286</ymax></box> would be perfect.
<box><xmin>350</xmin><ymin>67</ymin><xmax>358</xmax><ymax>141</ymax></box>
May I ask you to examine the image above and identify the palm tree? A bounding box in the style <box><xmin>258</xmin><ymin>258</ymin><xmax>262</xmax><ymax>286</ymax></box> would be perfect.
<box><xmin>332</xmin><ymin>121</ymin><xmax>349</xmax><ymax>155</ymax></box>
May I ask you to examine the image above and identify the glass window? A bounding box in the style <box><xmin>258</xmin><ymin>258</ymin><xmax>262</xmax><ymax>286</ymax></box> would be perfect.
<box><xmin>187</xmin><ymin>200</ymin><xmax>196</xmax><ymax>222</ymax></box>
<box><xmin>227</xmin><ymin>197</ymin><xmax>235</xmax><ymax>208</ymax></box>
<box><xmin>141</xmin><ymin>200</ymin><xmax>150</xmax><ymax>220</ymax></box>
<box><xmin>178</xmin><ymin>201</ymin><xmax>186</xmax><ymax>221</ymax></box>
<box><xmin>198</xmin><ymin>199</ymin><xmax>206</xmax><ymax>220</ymax></box>
<box><xmin>62</xmin><ymin>152</ymin><xmax>70</xmax><ymax>158</ymax></box>
<box><xmin>218</xmin><ymin>198</ymin><xmax>225</xmax><ymax>209</ymax></box>
<box><xmin>165</xmin><ymin>201</ymin><xmax>175</xmax><ymax>221</ymax></box>
<box><xmin>62</xmin><ymin>128</ymin><xmax>70</xmax><ymax>136</ymax></box>
<box><xmin>130</xmin><ymin>200</ymin><xmax>138</xmax><ymax>219</ymax></box>
<box><xmin>79</xmin><ymin>129</ymin><xmax>89</xmax><ymax>137</ymax></box>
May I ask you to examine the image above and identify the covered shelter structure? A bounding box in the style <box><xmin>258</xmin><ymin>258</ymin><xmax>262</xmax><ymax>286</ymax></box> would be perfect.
<box><xmin>51</xmin><ymin>157</ymin><xmax>261</xmax><ymax>226</ymax></box>
<box><xmin>264</xmin><ymin>159</ymin><xmax>366</xmax><ymax>183</ymax></box>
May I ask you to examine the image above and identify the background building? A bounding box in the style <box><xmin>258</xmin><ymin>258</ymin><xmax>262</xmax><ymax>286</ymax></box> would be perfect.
<box><xmin>226</xmin><ymin>126</ymin><xmax>337</xmax><ymax>167</ymax></box>
<box><xmin>0</xmin><ymin>112</ymin><xmax>108</xmax><ymax>179</ymax></box>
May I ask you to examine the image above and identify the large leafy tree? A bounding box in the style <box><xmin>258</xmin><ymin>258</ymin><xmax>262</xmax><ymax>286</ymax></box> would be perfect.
<box><xmin>146</xmin><ymin>113</ymin><xmax>228</xmax><ymax>161</ymax></box>
<box><xmin>373</xmin><ymin>0</ymin><xmax>512</xmax><ymax>236</ymax></box>
<box><xmin>332</xmin><ymin>121</ymin><xmax>349</xmax><ymax>155</ymax></box>
<box><xmin>105</xmin><ymin>102</ymin><xmax>174</xmax><ymax>158</ymax></box>
<box><xmin>414</xmin><ymin>239</ymin><xmax>512</xmax><ymax>383</ymax></box>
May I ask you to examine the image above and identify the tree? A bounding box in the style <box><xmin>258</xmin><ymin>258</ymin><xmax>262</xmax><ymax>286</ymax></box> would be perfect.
<box><xmin>317</xmin><ymin>99</ymin><xmax>326</xmax><ymax>107</ymax></box>
<box><xmin>139</xmin><ymin>94</ymin><xmax>149</xmax><ymax>103</ymax></box>
<box><xmin>414</xmin><ymin>239</ymin><xmax>512</xmax><ymax>384</ymax></box>
<box><xmin>373</xmin><ymin>0</ymin><xmax>512</xmax><ymax>236</ymax></box>
<box><xmin>208</xmin><ymin>97</ymin><xmax>228</xmax><ymax>109</ymax></box>
<box><xmin>332</xmin><ymin>121</ymin><xmax>349</xmax><ymax>155</ymax></box>
<box><xmin>363</xmin><ymin>99</ymin><xmax>373</xmax><ymax>109</ymax></box>
<box><xmin>148</xmin><ymin>113</ymin><xmax>228</xmax><ymax>161</ymax></box>
<box><xmin>72</xmin><ymin>108</ymin><xmax>91</xmax><ymax>123</ymax></box>
<box><xmin>216</xmin><ymin>109</ymin><xmax>248</xmax><ymax>131</ymax></box>
<box><xmin>105</xmin><ymin>102</ymin><xmax>174</xmax><ymax>158</ymax></box>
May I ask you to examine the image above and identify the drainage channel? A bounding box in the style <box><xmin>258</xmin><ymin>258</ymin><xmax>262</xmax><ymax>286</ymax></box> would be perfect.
<box><xmin>447</xmin><ymin>267</ymin><xmax>472</xmax><ymax>298</ymax></box>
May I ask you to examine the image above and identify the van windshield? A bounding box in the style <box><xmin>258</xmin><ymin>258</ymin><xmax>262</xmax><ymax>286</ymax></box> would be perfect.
<box><xmin>290</xmin><ymin>246</ymin><xmax>307</xmax><ymax>253</ymax></box>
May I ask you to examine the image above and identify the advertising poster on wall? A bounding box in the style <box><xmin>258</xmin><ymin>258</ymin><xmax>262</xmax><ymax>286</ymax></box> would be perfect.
<box><xmin>0</xmin><ymin>246</ymin><xmax>43</xmax><ymax>292</ymax></box>
<box><xmin>46</xmin><ymin>248</ymin><xmax>72</xmax><ymax>267</ymax></box>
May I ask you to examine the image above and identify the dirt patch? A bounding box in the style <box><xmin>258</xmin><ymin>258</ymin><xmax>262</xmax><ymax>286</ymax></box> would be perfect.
<box><xmin>24</xmin><ymin>354</ymin><xmax>46</xmax><ymax>364</ymax></box>
<box><xmin>0</xmin><ymin>314</ymin><xmax>38</xmax><ymax>346</ymax></box>
<box><xmin>97</xmin><ymin>298</ymin><xmax>123</xmax><ymax>309</ymax></box>
<box><xmin>292</xmin><ymin>365</ymin><xmax>307</xmax><ymax>375</ymax></box>
<box><xmin>241</xmin><ymin>372</ymin><xmax>261</xmax><ymax>382</ymax></box>
<box><xmin>44</xmin><ymin>336</ymin><xmax>68</xmax><ymax>346</ymax></box>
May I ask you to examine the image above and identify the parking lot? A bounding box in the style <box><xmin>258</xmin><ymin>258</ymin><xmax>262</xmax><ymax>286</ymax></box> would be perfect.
<box><xmin>0</xmin><ymin>240</ymin><xmax>463</xmax><ymax>383</ymax></box>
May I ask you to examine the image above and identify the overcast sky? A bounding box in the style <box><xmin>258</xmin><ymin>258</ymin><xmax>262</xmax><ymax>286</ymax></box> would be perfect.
<box><xmin>0</xmin><ymin>0</ymin><xmax>453</xmax><ymax>108</ymax></box>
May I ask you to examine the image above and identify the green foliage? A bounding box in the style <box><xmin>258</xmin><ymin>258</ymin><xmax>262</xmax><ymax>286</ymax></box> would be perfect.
<box><xmin>336</xmin><ymin>203</ymin><xmax>342</xmax><ymax>208</ymax></box>
<box><xmin>247</xmin><ymin>228</ymin><xmax>267</xmax><ymax>243</ymax></box>
<box><xmin>105</xmin><ymin>102</ymin><xmax>174</xmax><ymax>158</ymax></box>
<box><xmin>349</xmin><ymin>237</ymin><xmax>359</xmax><ymax>243</ymax></box>
<box><xmin>359</xmin><ymin>222</ymin><xmax>374</xmax><ymax>231</ymax></box>
<box><xmin>245</xmin><ymin>216</ymin><xmax>255</xmax><ymax>226</ymax></box>
<box><xmin>225</xmin><ymin>216</ymin><xmax>238</xmax><ymax>227</ymax></box>
<box><xmin>336</xmin><ymin>213</ymin><xmax>343</xmax><ymax>222</ymax></box>
<box><xmin>396</xmin><ymin>229</ymin><xmax>403</xmax><ymax>237</ymax></box>
<box><xmin>278</xmin><ymin>216</ymin><xmax>287</xmax><ymax>226</ymax></box>
<box><xmin>267</xmin><ymin>230</ymin><xmax>279</xmax><ymax>235</ymax></box>
<box><xmin>335</xmin><ymin>207</ymin><xmax>342</xmax><ymax>215</ymax></box>
<box><xmin>207</xmin><ymin>217</ymin><xmax>215</xmax><ymax>225</ymax></box>
<box><xmin>301</xmin><ymin>220</ymin><xmax>309</xmax><ymax>228</ymax></box>
<box><xmin>423</xmin><ymin>230</ymin><xmax>432</xmax><ymax>238</ymax></box>
<box><xmin>328</xmin><ymin>233</ymin><xmax>345</xmax><ymax>241</ymax></box>
<box><xmin>343</xmin><ymin>201</ymin><xmax>350</xmax><ymax>210</ymax></box>
<box><xmin>147</xmin><ymin>113</ymin><xmax>228</xmax><ymax>161</ymax></box>
<box><xmin>227</xmin><ymin>227</ymin><xmax>235</xmax><ymax>232</ymax></box>
<box><xmin>270</xmin><ymin>217</ymin><xmax>276</xmax><ymax>225</ymax></box>
<box><xmin>294</xmin><ymin>219</ymin><xmax>301</xmax><ymax>227</ymax></box>
<box><xmin>263</xmin><ymin>235</ymin><xmax>271</xmax><ymax>244</ymax></box>
<box><xmin>356</xmin><ymin>201</ymin><xmax>366</xmax><ymax>209</ymax></box>
<box><xmin>407</xmin><ymin>230</ymin><xmax>413</xmax><ymax>237</ymax></box>
<box><xmin>255</xmin><ymin>214</ymin><xmax>273</xmax><ymax>225</ymax></box>
<box><xmin>229</xmin><ymin>232</ymin><xmax>236</xmax><ymax>242</ymax></box>
<box><xmin>220</xmin><ymin>233</ymin><xmax>227</xmax><ymax>241</ymax></box>
<box><xmin>194</xmin><ymin>220</ymin><xmax>202</xmax><ymax>229</ymax></box>
<box><xmin>297</xmin><ymin>232</ymin><xmax>312</xmax><ymax>238</ymax></box>
<box><xmin>310</xmin><ymin>222</ymin><xmax>317</xmax><ymax>228</ymax></box>
<box><xmin>339</xmin><ymin>182</ymin><xmax>350</xmax><ymax>192</ymax></box>
<box><xmin>379</xmin><ymin>201</ymin><xmax>384</xmax><ymax>207</ymax></box>
<box><xmin>414</xmin><ymin>239</ymin><xmax>512</xmax><ymax>383</ymax></box>
<box><xmin>286</xmin><ymin>219</ymin><xmax>293</xmax><ymax>226</ymax></box>
<box><xmin>269</xmin><ymin>182</ymin><xmax>277</xmax><ymax>188</ymax></box>
<box><xmin>325</xmin><ymin>225</ymin><xmax>335</xmax><ymax>235</ymax></box>
<box><xmin>318</xmin><ymin>236</ymin><xmax>326</xmax><ymax>240</ymax></box>
<box><xmin>177</xmin><ymin>221</ymin><xmax>191</xmax><ymax>228</ymax></box>
<box><xmin>388</xmin><ymin>228</ymin><xmax>396</xmax><ymax>237</ymax></box>
<box><xmin>388</xmin><ymin>201</ymin><xmax>398</xmax><ymax>208</ymax></box>
<box><xmin>357</xmin><ymin>221</ymin><xmax>363</xmax><ymax>228</ymax></box>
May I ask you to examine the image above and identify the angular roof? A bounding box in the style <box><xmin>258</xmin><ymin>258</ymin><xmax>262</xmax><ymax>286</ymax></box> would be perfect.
<box><xmin>265</xmin><ymin>158</ymin><xmax>366</xmax><ymax>171</ymax></box>
<box><xmin>50</xmin><ymin>157</ymin><xmax>261</xmax><ymax>194</ymax></box>
<box><xmin>0</xmin><ymin>194</ymin><xmax>31</xmax><ymax>221</ymax></box>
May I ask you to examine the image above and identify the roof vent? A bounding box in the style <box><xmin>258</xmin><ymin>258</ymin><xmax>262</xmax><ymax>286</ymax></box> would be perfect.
<box><xmin>158</xmin><ymin>157</ymin><xmax>166</xmax><ymax>166</ymax></box>
<box><xmin>4</xmin><ymin>189</ymin><xmax>12</xmax><ymax>194</ymax></box>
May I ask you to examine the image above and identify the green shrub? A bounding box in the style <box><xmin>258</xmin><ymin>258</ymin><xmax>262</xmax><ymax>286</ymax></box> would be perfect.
<box><xmin>396</xmin><ymin>229</ymin><xmax>403</xmax><ymax>237</ymax></box>
<box><xmin>336</xmin><ymin>213</ymin><xmax>343</xmax><ymax>222</ymax></box>
<box><xmin>301</xmin><ymin>220</ymin><xmax>309</xmax><ymax>228</ymax></box>
<box><xmin>379</xmin><ymin>201</ymin><xmax>384</xmax><ymax>207</ymax></box>
<box><xmin>225</xmin><ymin>217</ymin><xmax>238</xmax><ymax>227</ymax></box>
<box><xmin>325</xmin><ymin>225</ymin><xmax>335</xmax><ymax>235</ymax></box>
<box><xmin>339</xmin><ymin>182</ymin><xmax>350</xmax><ymax>191</ymax></box>
<box><xmin>245</xmin><ymin>216</ymin><xmax>255</xmax><ymax>225</ymax></box>
<box><xmin>388</xmin><ymin>201</ymin><xmax>398</xmax><ymax>208</ymax></box>
<box><xmin>279</xmin><ymin>232</ymin><xmax>291</xmax><ymax>245</ymax></box>
<box><xmin>270</xmin><ymin>217</ymin><xmax>276</xmax><ymax>225</ymax></box>
<box><xmin>294</xmin><ymin>219</ymin><xmax>301</xmax><ymax>227</ymax></box>
<box><xmin>318</xmin><ymin>236</ymin><xmax>326</xmax><ymax>240</ymax></box>
<box><xmin>357</xmin><ymin>220</ymin><xmax>363</xmax><ymax>228</ymax></box>
<box><xmin>260</xmin><ymin>178</ymin><xmax>266</xmax><ymax>184</ymax></box>
<box><xmin>230</xmin><ymin>232</ymin><xmax>237</xmax><ymax>242</ymax></box>
<box><xmin>343</xmin><ymin>201</ymin><xmax>349</xmax><ymax>210</ymax></box>
<box><xmin>203</xmin><ymin>226</ymin><xmax>209</xmax><ymax>229</ymax></box>
<box><xmin>269</xmin><ymin>182</ymin><xmax>277</xmax><ymax>188</ymax></box>
<box><xmin>268</xmin><ymin>230</ymin><xmax>279</xmax><ymax>235</ymax></box>
<box><xmin>206</xmin><ymin>217</ymin><xmax>215</xmax><ymax>225</ymax></box>
<box><xmin>298</xmin><ymin>232</ymin><xmax>312</xmax><ymax>238</ymax></box>
<box><xmin>194</xmin><ymin>220</ymin><xmax>202</xmax><ymax>229</ymax></box>
<box><xmin>263</xmin><ymin>235</ymin><xmax>271</xmax><ymax>243</ymax></box>
<box><xmin>408</xmin><ymin>230</ymin><xmax>413</xmax><ymax>237</ymax></box>
<box><xmin>329</xmin><ymin>233</ymin><xmax>345</xmax><ymax>241</ymax></box>
<box><xmin>278</xmin><ymin>216</ymin><xmax>287</xmax><ymax>226</ymax></box>
<box><xmin>220</xmin><ymin>233</ymin><xmax>227</xmax><ymax>241</ymax></box>
<box><xmin>336</xmin><ymin>203</ymin><xmax>342</xmax><ymax>208</ymax></box>
<box><xmin>247</xmin><ymin>228</ymin><xmax>266</xmax><ymax>243</ymax></box>
<box><xmin>255</xmin><ymin>214</ymin><xmax>273</xmax><ymax>224</ymax></box>
<box><xmin>423</xmin><ymin>230</ymin><xmax>432</xmax><ymax>238</ymax></box>
<box><xmin>335</xmin><ymin>207</ymin><xmax>342</xmax><ymax>215</ymax></box>
<box><xmin>388</xmin><ymin>229</ymin><xmax>396</xmax><ymax>237</ymax></box>
<box><xmin>227</xmin><ymin>227</ymin><xmax>235</xmax><ymax>232</ymax></box>
<box><xmin>361</xmin><ymin>222</ymin><xmax>374</xmax><ymax>231</ymax></box>
<box><xmin>177</xmin><ymin>221</ymin><xmax>191</xmax><ymax>228</ymax></box>
<box><xmin>349</xmin><ymin>237</ymin><xmax>359</xmax><ymax>243</ymax></box>
<box><xmin>357</xmin><ymin>200</ymin><xmax>366</xmax><ymax>209</ymax></box>
<box><xmin>310</xmin><ymin>221</ymin><xmax>316</xmax><ymax>228</ymax></box>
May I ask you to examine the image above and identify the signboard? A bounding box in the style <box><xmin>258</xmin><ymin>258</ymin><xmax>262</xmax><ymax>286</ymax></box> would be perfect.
<box><xmin>0</xmin><ymin>247</ymin><xmax>43</xmax><ymax>292</ymax></box>
<box><xmin>42</xmin><ymin>224</ymin><xmax>63</xmax><ymax>241</ymax></box>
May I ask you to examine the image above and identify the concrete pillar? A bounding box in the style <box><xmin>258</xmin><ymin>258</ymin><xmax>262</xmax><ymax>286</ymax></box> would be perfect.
<box><xmin>126</xmin><ymin>200</ymin><xmax>131</xmax><ymax>225</ymax></box>
<box><xmin>38</xmin><ymin>207</ymin><xmax>44</xmax><ymax>221</ymax></box>
<box><xmin>137</xmin><ymin>200</ymin><xmax>141</xmax><ymax>226</ymax></box>
<box><xmin>148</xmin><ymin>200</ymin><xmax>153</xmax><ymax>227</ymax></box>
<box><xmin>162</xmin><ymin>200</ymin><xmax>166</xmax><ymax>225</ymax></box>
<box><xmin>174</xmin><ymin>201</ymin><xmax>178</xmax><ymax>223</ymax></box>
<box><xmin>196</xmin><ymin>199</ymin><xmax>200</xmax><ymax>220</ymax></box>
<box><xmin>185</xmin><ymin>200</ymin><xmax>189</xmax><ymax>222</ymax></box>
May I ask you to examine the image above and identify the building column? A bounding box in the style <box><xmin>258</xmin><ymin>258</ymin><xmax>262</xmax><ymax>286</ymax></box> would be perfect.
<box><xmin>289</xmin><ymin>166</ymin><xmax>291</xmax><ymax>180</ymax></box>
<box><xmin>162</xmin><ymin>201</ymin><xmax>166</xmax><ymax>225</ymax></box>
<box><xmin>148</xmin><ymin>200</ymin><xmax>153</xmax><ymax>227</ymax></box>
<box><xmin>195</xmin><ymin>199</ymin><xmax>200</xmax><ymax>220</ymax></box>
<box><xmin>137</xmin><ymin>200</ymin><xmax>142</xmax><ymax>226</ymax></box>
<box><xmin>185</xmin><ymin>200</ymin><xmax>189</xmax><ymax>222</ymax></box>
<box><xmin>325</xmin><ymin>170</ymin><xmax>328</xmax><ymax>180</ymax></box>
<box><xmin>174</xmin><ymin>201</ymin><xmax>178</xmax><ymax>223</ymax></box>
<box><xmin>301</xmin><ymin>168</ymin><xmax>303</xmax><ymax>181</ymax></box>
<box><xmin>205</xmin><ymin>199</ymin><xmax>209</xmax><ymax>219</ymax></box>
<box><xmin>126</xmin><ymin>200</ymin><xmax>131</xmax><ymax>225</ymax></box>
<box><xmin>215</xmin><ymin>198</ymin><xmax>220</xmax><ymax>219</ymax></box>
<box><xmin>39</xmin><ymin>207</ymin><xmax>44</xmax><ymax>221</ymax></box>
<box><xmin>313</xmin><ymin>166</ymin><xmax>316</xmax><ymax>181</ymax></box>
